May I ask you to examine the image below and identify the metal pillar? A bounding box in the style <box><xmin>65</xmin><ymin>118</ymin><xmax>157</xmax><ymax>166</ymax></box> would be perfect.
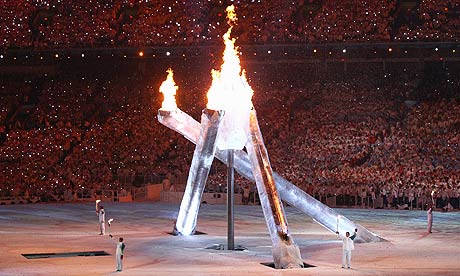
<box><xmin>227</xmin><ymin>149</ymin><xmax>235</xmax><ymax>250</ymax></box>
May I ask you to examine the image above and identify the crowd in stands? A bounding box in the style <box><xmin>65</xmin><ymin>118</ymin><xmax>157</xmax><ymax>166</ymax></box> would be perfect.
<box><xmin>1</xmin><ymin>0</ymin><xmax>460</xmax><ymax>49</ymax></box>
<box><xmin>2</xmin><ymin>57</ymin><xmax>459</xmax><ymax>210</ymax></box>
<box><xmin>1</xmin><ymin>0</ymin><xmax>460</xmax><ymax>209</ymax></box>
<box><xmin>394</xmin><ymin>0</ymin><xmax>460</xmax><ymax>41</ymax></box>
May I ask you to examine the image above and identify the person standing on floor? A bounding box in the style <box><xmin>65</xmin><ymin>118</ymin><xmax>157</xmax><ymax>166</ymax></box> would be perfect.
<box><xmin>242</xmin><ymin>185</ymin><xmax>250</xmax><ymax>205</ymax></box>
<box><xmin>336</xmin><ymin>228</ymin><xmax>358</xmax><ymax>269</ymax></box>
<box><xmin>427</xmin><ymin>204</ymin><xmax>433</xmax><ymax>233</ymax></box>
<box><xmin>96</xmin><ymin>200</ymin><xmax>102</xmax><ymax>216</ymax></box>
<box><xmin>98</xmin><ymin>205</ymin><xmax>106</xmax><ymax>235</ymax></box>
<box><xmin>110</xmin><ymin>235</ymin><xmax>126</xmax><ymax>272</ymax></box>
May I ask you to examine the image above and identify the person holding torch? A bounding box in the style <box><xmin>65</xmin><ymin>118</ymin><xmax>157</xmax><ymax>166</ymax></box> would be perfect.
<box><xmin>108</xmin><ymin>219</ymin><xmax>126</xmax><ymax>272</ymax></box>
<box><xmin>336</xmin><ymin>228</ymin><xmax>358</xmax><ymax>269</ymax></box>
<box><xmin>98</xmin><ymin>205</ymin><xmax>105</xmax><ymax>235</ymax></box>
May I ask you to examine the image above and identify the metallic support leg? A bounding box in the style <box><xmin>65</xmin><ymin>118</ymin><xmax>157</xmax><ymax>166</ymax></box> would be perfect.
<box><xmin>170</xmin><ymin>108</ymin><xmax>224</xmax><ymax>236</ymax></box>
<box><xmin>227</xmin><ymin>149</ymin><xmax>235</xmax><ymax>250</ymax></box>
<box><xmin>246</xmin><ymin>109</ymin><xmax>303</xmax><ymax>269</ymax></box>
<box><xmin>158</xmin><ymin>109</ymin><xmax>384</xmax><ymax>242</ymax></box>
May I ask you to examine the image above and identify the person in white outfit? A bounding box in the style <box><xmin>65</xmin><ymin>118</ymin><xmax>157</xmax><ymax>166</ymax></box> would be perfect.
<box><xmin>427</xmin><ymin>204</ymin><xmax>433</xmax><ymax>233</ymax></box>
<box><xmin>98</xmin><ymin>206</ymin><xmax>105</xmax><ymax>235</ymax></box>
<box><xmin>110</xmin><ymin>236</ymin><xmax>125</xmax><ymax>272</ymax></box>
<box><xmin>95</xmin><ymin>200</ymin><xmax>101</xmax><ymax>215</ymax></box>
<box><xmin>336</xmin><ymin>228</ymin><xmax>358</xmax><ymax>269</ymax></box>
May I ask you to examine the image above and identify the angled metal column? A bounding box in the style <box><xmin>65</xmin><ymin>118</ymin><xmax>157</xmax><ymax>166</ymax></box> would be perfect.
<box><xmin>157</xmin><ymin>109</ymin><xmax>384</xmax><ymax>242</ymax></box>
<box><xmin>168</xmin><ymin>108</ymin><xmax>225</xmax><ymax>236</ymax></box>
<box><xmin>245</xmin><ymin>109</ymin><xmax>303</xmax><ymax>268</ymax></box>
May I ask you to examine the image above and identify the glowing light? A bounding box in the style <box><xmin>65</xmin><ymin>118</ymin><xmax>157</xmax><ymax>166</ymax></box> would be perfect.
<box><xmin>206</xmin><ymin>5</ymin><xmax>253</xmax><ymax>150</ymax></box>
<box><xmin>207</xmin><ymin>4</ymin><xmax>253</xmax><ymax>111</ymax></box>
<box><xmin>108</xmin><ymin>218</ymin><xmax>114</xmax><ymax>226</ymax></box>
<box><xmin>388</xmin><ymin>48</ymin><xmax>393</xmax><ymax>52</ymax></box>
<box><xmin>159</xmin><ymin>68</ymin><xmax>178</xmax><ymax>111</ymax></box>
<box><xmin>138</xmin><ymin>51</ymin><xmax>144</xmax><ymax>57</ymax></box>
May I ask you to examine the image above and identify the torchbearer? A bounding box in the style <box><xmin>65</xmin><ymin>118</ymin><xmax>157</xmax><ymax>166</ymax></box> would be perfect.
<box><xmin>98</xmin><ymin>206</ymin><xmax>105</xmax><ymax>235</ymax></box>
<box><xmin>95</xmin><ymin>199</ymin><xmax>101</xmax><ymax>215</ymax></box>
<box><xmin>109</xmin><ymin>235</ymin><xmax>125</xmax><ymax>272</ymax></box>
<box><xmin>427</xmin><ymin>204</ymin><xmax>433</xmax><ymax>233</ymax></box>
<box><xmin>115</xmin><ymin>237</ymin><xmax>125</xmax><ymax>272</ymax></box>
<box><xmin>336</xmin><ymin>228</ymin><xmax>358</xmax><ymax>269</ymax></box>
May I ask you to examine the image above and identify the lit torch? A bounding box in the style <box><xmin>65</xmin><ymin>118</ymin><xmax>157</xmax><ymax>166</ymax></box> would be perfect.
<box><xmin>108</xmin><ymin>218</ymin><xmax>114</xmax><ymax>236</ymax></box>
<box><xmin>95</xmin><ymin>199</ymin><xmax>101</xmax><ymax>215</ymax></box>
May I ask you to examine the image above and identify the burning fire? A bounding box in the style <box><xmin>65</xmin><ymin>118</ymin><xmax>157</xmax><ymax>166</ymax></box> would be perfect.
<box><xmin>207</xmin><ymin>5</ymin><xmax>254</xmax><ymax>150</ymax></box>
<box><xmin>159</xmin><ymin>68</ymin><xmax>178</xmax><ymax>111</ymax></box>
<box><xmin>207</xmin><ymin>5</ymin><xmax>253</xmax><ymax>111</ymax></box>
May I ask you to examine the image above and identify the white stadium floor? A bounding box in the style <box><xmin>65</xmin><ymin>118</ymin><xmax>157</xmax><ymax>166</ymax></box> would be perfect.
<box><xmin>1</xmin><ymin>202</ymin><xmax>459</xmax><ymax>276</ymax></box>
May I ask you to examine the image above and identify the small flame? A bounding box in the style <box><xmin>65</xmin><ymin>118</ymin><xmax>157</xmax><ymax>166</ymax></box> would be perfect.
<box><xmin>225</xmin><ymin>5</ymin><xmax>237</xmax><ymax>25</ymax></box>
<box><xmin>431</xmin><ymin>190</ymin><xmax>435</xmax><ymax>196</ymax></box>
<box><xmin>96</xmin><ymin>199</ymin><xmax>101</xmax><ymax>203</ymax></box>
<box><xmin>159</xmin><ymin>68</ymin><xmax>178</xmax><ymax>111</ymax></box>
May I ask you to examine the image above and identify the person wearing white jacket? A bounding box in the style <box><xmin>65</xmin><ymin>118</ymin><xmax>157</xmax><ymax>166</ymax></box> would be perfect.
<box><xmin>336</xmin><ymin>228</ymin><xmax>358</xmax><ymax>269</ymax></box>
<box><xmin>110</xmin><ymin>235</ymin><xmax>126</xmax><ymax>272</ymax></box>
<box><xmin>98</xmin><ymin>206</ymin><xmax>105</xmax><ymax>235</ymax></box>
<box><xmin>427</xmin><ymin>204</ymin><xmax>433</xmax><ymax>233</ymax></box>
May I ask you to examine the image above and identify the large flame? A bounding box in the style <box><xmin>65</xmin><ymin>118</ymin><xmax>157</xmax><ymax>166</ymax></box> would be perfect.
<box><xmin>159</xmin><ymin>68</ymin><xmax>178</xmax><ymax>111</ymax></box>
<box><xmin>207</xmin><ymin>5</ymin><xmax>253</xmax><ymax>111</ymax></box>
<box><xmin>207</xmin><ymin>5</ymin><xmax>254</xmax><ymax>150</ymax></box>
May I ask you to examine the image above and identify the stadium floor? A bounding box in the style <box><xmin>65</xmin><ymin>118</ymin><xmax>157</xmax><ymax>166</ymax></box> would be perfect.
<box><xmin>1</xmin><ymin>202</ymin><xmax>459</xmax><ymax>276</ymax></box>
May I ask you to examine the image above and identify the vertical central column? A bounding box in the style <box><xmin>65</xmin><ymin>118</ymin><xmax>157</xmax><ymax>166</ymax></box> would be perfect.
<box><xmin>245</xmin><ymin>108</ymin><xmax>303</xmax><ymax>269</ymax></box>
<box><xmin>227</xmin><ymin>149</ymin><xmax>235</xmax><ymax>250</ymax></box>
<box><xmin>173</xmin><ymin>109</ymin><xmax>224</xmax><ymax>236</ymax></box>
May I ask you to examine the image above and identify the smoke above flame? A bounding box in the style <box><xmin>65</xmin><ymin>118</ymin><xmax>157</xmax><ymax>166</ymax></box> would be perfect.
<box><xmin>159</xmin><ymin>68</ymin><xmax>178</xmax><ymax>111</ymax></box>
